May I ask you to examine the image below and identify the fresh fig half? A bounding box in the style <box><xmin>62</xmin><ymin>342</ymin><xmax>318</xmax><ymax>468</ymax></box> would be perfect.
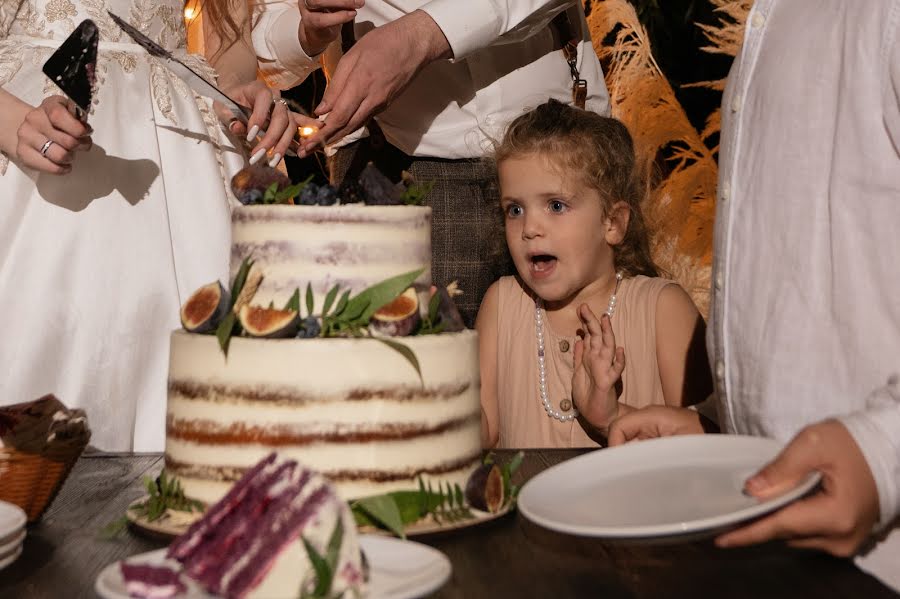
<box><xmin>231</xmin><ymin>165</ymin><xmax>291</xmax><ymax>204</ymax></box>
<box><xmin>465</xmin><ymin>463</ymin><xmax>505</xmax><ymax>513</ymax></box>
<box><xmin>430</xmin><ymin>286</ymin><xmax>466</xmax><ymax>332</ymax></box>
<box><xmin>238</xmin><ymin>304</ymin><xmax>300</xmax><ymax>338</ymax></box>
<box><xmin>181</xmin><ymin>281</ymin><xmax>230</xmax><ymax>333</ymax></box>
<box><xmin>370</xmin><ymin>287</ymin><xmax>420</xmax><ymax>337</ymax></box>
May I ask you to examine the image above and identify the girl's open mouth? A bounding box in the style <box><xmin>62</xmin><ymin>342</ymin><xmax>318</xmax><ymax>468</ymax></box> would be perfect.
<box><xmin>529</xmin><ymin>254</ymin><xmax>557</xmax><ymax>279</ymax></box>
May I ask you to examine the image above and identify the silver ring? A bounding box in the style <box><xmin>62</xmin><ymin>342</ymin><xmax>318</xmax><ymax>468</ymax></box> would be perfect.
<box><xmin>273</xmin><ymin>97</ymin><xmax>289</xmax><ymax>108</ymax></box>
<box><xmin>40</xmin><ymin>139</ymin><xmax>54</xmax><ymax>157</ymax></box>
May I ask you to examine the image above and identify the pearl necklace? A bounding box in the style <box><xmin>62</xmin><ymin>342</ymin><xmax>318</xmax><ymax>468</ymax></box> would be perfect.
<box><xmin>534</xmin><ymin>272</ymin><xmax>623</xmax><ymax>422</ymax></box>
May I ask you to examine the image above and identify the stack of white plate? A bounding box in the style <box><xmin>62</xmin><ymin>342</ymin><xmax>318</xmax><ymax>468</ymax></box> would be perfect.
<box><xmin>0</xmin><ymin>500</ymin><xmax>26</xmax><ymax>571</ymax></box>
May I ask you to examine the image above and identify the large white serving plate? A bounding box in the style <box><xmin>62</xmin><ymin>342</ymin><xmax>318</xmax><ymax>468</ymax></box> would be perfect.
<box><xmin>518</xmin><ymin>434</ymin><xmax>821</xmax><ymax>539</ymax></box>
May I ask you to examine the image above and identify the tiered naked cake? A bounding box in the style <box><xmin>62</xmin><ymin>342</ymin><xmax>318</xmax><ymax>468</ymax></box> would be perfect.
<box><xmin>165</xmin><ymin>169</ymin><xmax>482</xmax><ymax>505</ymax></box>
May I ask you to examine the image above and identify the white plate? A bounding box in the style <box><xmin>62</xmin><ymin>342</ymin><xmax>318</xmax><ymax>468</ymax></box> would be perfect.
<box><xmin>0</xmin><ymin>529</ymin><xmax>25</xmax><ymax>556</ymax></box>
<box><xmin>0</xmin><ymin>545</ymin><xmax>22</xmax><ymax>571</ymax></box>
<box><xmin>0</xmin><ymin>501</ymin><xmax>25</xmax><ymax>540</ymax></box>
<box><xmin>95</xmin><ymin>534</ymin><xmax>451</xmax><ymax>599</ymax></box>
<box><xmin>518</xmin><ymin>434</ymin><xmax>822</xmax><ymax>539</ymax></box>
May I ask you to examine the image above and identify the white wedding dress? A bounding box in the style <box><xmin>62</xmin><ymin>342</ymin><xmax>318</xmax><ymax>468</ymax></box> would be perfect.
<box><xmin>0</xmin><ymin>0</ymin><xmax>242</xmax><ymax>450</ymax></box>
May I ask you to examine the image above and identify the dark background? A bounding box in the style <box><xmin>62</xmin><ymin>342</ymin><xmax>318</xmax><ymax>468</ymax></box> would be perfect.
<box><xmin>283</xmin><ymin>0</ymin><xmax>734</xmax><ymax>185</ymax></box>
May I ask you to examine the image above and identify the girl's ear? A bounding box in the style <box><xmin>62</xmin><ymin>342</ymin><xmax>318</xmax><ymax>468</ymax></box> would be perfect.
<box><xmin>605</xmin><ymin>201</ymin><xmax>630</xmax><ymax>245</ymax></box>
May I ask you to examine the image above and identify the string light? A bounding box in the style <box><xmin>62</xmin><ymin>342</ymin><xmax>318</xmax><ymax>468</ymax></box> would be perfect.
<box><xmin>300</xmin><ymin>126</ymin><xmax>318</xmax><ymax>138</ymax></box>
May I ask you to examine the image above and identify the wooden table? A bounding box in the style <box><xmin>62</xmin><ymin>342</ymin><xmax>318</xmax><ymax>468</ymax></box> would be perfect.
<box><xmin>1</xmin><ymin>450</ymin><xmax>896</xmax><ymax>599</ymax></box>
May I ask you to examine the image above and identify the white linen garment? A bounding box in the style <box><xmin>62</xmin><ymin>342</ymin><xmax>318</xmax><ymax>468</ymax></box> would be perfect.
<box><xmin>711</xmin><ymin>0</ymin><xmax>900</xmax><ymax>589</ymax></box>
<box><xmin>251</xmin><ymin>0</ymin><xmax>610</xmax><ymax>158</ymax></box>
<box><xmin>0</xmin><ymin>0</ymin><xmax>241</xmax><ymax>451</ymax></box>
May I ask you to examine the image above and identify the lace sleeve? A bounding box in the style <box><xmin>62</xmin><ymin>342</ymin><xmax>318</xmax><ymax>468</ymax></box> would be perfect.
<box><xmin>0</xmin><ymin>0</ymin><xmax>25</xmax><ymax>39</ymax></box>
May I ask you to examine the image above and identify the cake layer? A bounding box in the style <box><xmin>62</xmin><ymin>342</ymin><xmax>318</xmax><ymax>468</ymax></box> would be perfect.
<box><xmin>230</xmin><ymin>204</ymin><xmax>432</xmax><ymax>310</ymax></box>
<box><xmin>166</xmin><ymin>329</ymin><xmax>481</xmax><ymax>504</ymax></box>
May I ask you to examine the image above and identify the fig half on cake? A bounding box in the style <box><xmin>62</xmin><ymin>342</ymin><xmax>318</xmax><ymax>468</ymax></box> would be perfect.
<box><xmin>238</xmin><ymin>305</ymin><xmax>300</xmax><ymax>338</ymax></box>
<box><xmin>370</xmin><ymin>287</ymin><xmax>420</xmax><ymax>337</ymax></box>
<box><xmin>180</xmin><ymin>282</ymin><xmax>230</xmax><ymax>333</ymax></box>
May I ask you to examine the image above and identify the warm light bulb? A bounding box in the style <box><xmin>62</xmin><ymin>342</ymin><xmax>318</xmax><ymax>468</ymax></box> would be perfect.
<box><xmin>300</xmin><ymin>126</ymin><xmax>317</xmax><ymax>137</ymax></box>
<box><xmin>184</xmin><ymin>6</ymin><xmax>195</xmax><ymax>19</ymax></box>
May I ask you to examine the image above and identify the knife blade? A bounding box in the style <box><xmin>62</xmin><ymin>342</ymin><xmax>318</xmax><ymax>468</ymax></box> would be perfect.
<box><xmin>42</xmin><ymin>19</ymin><xmax>99</xmax><ymax>122</ymax></box>
<box><xmin>106</xmin><ymin>10</ymin><xmax>306</xmax><ymax>157</ymax></box>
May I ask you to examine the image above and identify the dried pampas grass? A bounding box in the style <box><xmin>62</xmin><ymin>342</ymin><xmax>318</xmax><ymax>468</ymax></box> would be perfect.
<box><xmin>587</xmin><ymin>0</ymin><xmax>718</xmax><ymax>316</ymax></box>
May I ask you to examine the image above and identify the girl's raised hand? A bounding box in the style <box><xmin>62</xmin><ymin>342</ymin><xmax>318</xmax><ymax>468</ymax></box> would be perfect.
<box><xmin>572</xmin><ymin>304</ymin><xmax>625</xmax><ymax>431</ymax></box>
<box><xmin>16</xmin><ymin>95</ymin><xmax>92</xmax><ymax>175</ymax></box>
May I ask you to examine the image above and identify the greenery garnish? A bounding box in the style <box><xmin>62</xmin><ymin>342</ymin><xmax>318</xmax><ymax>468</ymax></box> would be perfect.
<box><xmin>300</xmin><ymin>517</ymin><xmax>344</xmax><ymax>599</ymax></box>
<box><xmin>217</xmin><ymin>256</ymin><xmax>254</xmax><ymax>355</ymax></box>
<box><xmin>100</xmin><ymin>471</ymin><xmax>204</xmax><ymax>539</ymax></box>
<box><xmin>350</xmin><ymin>477</ymin><xmax>473</xmax><ymax>538</ymax></box>
<box><xmin>400</xmin><ymin>180</ymin><xmax>434</xmax><ymax>206</ymax></box>
<box><xmin>373</xmin><ymin>337</ymin><xmax>423</xmax><ymax>385</ymax></box>
<box><xmin>263</xmin><ymin>175</ymin><xmax>313</xmax><ymax>205</ymax></box>
<box><xmin>416</xmin><ymin>290</ymin><xmax>446</xmax><ymax>336</ymax></box>
<box><xmin>284</xmin><ymin>288</ymin><xmax>301</xmax><ymax>312</ymax></box>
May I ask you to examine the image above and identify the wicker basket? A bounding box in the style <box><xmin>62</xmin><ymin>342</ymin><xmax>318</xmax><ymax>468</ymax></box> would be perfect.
<box><xmin>0</xmin><ymin>396</ymin><xmax>90</xmax><ymax>523</ymax></box>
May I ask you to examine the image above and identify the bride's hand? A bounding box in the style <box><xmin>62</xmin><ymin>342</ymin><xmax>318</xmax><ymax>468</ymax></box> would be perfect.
<box><xmin>215</xmin><ymin>80</ymin><xmax>322</xmax><ymax>168</ymax></box>
<box><xmin>16</xmin><ymin>95</ymin><xmax>92</xmax><ymax>175</ymax></box>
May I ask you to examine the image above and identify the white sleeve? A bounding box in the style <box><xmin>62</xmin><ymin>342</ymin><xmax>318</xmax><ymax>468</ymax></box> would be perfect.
<box><xmin>252</xmin><ymin>1</ymin><xmax>321</xmax><ymax>90</ymax></box>
<box><xmin>419</xmin><ymin>0</ymin><xmax>576</xmax><ymax>60</ymax></box>
<box><xmin>839</xmin><ymin>378</ymin><xmax>900</xmax><ymax>530</ymax></box>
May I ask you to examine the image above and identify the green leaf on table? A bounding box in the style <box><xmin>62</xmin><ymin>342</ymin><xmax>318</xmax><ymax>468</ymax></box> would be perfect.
<box><xmin>325</xmin><ymin>518</ymin><xmax>343</xmax><ymax>573</ymax></box>
<box><xmin>351</xmin><ymin>495</ymin><xmax>405</xmax><ymax>539</ymax></box>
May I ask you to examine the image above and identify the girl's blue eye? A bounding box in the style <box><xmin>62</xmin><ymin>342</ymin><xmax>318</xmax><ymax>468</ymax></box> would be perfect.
<box><xmin>549</xmin><ymin>200</ymin><xmax>566</xmax><ymax>213</ymax></box>
<box><xmin>505</xmin><ymin>204</ymin><xmax>523</xmax><ymax>218</ymax></box>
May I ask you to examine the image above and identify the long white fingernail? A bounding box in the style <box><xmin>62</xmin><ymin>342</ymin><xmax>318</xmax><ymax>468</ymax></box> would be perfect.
<box><xmin>268</xmin><ymin>153</ymin><xmax>282</xmax><ymax>168</ymax></box>
<box><xmin>246</xmin><ymin>125</ymin><xmax>260</xmax><ymax>142</ymax></box>
<box><xmin>249</xmin><ymin>148</ymin><xmax>266</xmax><ymax>165</ymax></box>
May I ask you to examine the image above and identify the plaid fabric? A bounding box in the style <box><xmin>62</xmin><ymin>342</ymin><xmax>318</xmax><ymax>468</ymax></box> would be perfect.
<box><xmin>331</xmin><ymin>144</ymin><xmax>514</xmax><ymax>327</ymax></box>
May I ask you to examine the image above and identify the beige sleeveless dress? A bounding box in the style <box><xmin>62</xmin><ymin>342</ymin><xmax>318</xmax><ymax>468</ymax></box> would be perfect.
<box><xmin>494</xmin><ymin>275</ymin><xmax>674</xmax><ymax>448</ymax></box>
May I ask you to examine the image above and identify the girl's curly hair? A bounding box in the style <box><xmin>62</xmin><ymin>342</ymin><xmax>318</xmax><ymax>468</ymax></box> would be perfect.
<box><xmin>493</xmin><ymin>99</ymin><xmax>659</xmax><ymax>279</ymax></box>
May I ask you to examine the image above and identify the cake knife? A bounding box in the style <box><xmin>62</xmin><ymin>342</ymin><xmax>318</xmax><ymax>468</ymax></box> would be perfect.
<box><xmin>41</xmin><ymin>19</ymin><xmax>99</xmax><ymax>123</ymax></box>
<box><xmin>106</xmin><ymin>11</ymin><xmax>302</xmax><ymax>156</ymax></box>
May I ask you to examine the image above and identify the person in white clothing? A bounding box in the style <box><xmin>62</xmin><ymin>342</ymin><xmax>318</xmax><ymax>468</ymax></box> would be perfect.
<box><xmin>0</xmin><ymin>0</ymin><xmax>300</xmax><ymax>451</ymax></box>
<box><xmin>607</xmin><ymin>1</ymin><xmax>900</xmax><ymax>591</ymax></box>
<box><xmin>251</xmin><ymin>0</ymin><xmax>611</xmax><ymax>324</ymax></box>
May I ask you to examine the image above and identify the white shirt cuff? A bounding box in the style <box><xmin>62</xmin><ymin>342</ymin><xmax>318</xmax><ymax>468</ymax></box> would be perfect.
<box><xmin>839</xmin><ymin>380</ymin><xmax>900</xmax><ymax>530</ymax></box>
<box><xmin>419</xmin><ymin>0</ymin><xmax>501</xmax><ymax>60</ymax></box>
<box><xmin>255</xmin><ymin>5</ymin><xmax>320</xmax><ymax>89</ymax></box>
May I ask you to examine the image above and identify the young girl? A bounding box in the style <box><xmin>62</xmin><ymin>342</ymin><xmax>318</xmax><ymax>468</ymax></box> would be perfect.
<box><xmin>478</xmin><ymin>99</ymin><xmax>712</xmax><ymax>448</ymax></box>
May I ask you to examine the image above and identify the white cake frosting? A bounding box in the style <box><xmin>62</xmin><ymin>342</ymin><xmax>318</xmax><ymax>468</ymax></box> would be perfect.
<box><xmin>230</xmin><ymin>204</ymin><xmax>432</xmax><ymax>311</ymax></box>
<box><xmin>168</xmin><ymin>203</ymin><xmax>481</xmax><ymax>505</ymax></box>
<box><xmin>167</xmin><ymin>330</ymin><xmax>481</xmax><ymax>504</ymax></box>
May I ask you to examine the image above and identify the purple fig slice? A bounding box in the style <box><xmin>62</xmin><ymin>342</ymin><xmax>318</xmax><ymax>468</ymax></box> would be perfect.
<box><xmin>238</xmin><ymin>305</ymin><xmax>300</xmax><ymax>338</ymax></box>
<box><xmin>181</xmin><ymin>281</ymin><xmax>230</xmax><ymax>333</ymax></box>
<box><xmin>370</xmin><ymin>287</ymin><xmax>420</xmax><ymax>337</ymax></box>
<box><xmin>465</xmin><ymin>463</ymin><xmax>504</xmax><ymax>513</ymax></box>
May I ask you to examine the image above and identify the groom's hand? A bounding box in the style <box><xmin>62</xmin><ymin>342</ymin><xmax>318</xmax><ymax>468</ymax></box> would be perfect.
<box><xmin>300</xmin><ymin>10</ymin><xmax>451</xmax><ymax>155</ymax></box>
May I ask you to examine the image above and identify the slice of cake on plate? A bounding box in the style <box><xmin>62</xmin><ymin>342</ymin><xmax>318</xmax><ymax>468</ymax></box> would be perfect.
<box><xmin>122</xmin><ymin>452</ymin><xmax>366</xmax><ymax>599</ymax></box>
